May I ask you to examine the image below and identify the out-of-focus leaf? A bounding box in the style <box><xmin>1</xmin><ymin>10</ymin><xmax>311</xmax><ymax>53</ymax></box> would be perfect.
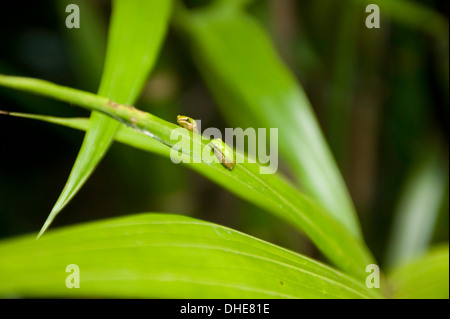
<box><xmin>351</xmin><ymin>0</ymin><xmax>448</xmax><ymax>39</ymax></box>
<box><xmin>56</xmin><ymin>0</ymin><xmax>107</xmax><ymax>92</ymax></box>
<box><xmin>174</xmin><ymin>4</ymin><xmax>362</xmax><ymax>239</ymax></box>
<box><xmin>326</xmin><ymin>4</ymin><xmax>359</xmax><ymax>167</ymax></box>
<box><xmin>37</xmin><ymin>0</ymin><xmax>173</xmax><ymax>237</ymax></box>
<box><xmin>388</xmin><ymin>245</ymin><xmax>449</xmax><ymax>299</ymax></box>
<box><xmin>0</xmin><ymin>213</ymin><xmax>382</xmax><ymax>299</ymax></box>
<box><xmin>385</xmin><ymin>153</ymin><xmax>448</xmax><ymax>268</ymax></box>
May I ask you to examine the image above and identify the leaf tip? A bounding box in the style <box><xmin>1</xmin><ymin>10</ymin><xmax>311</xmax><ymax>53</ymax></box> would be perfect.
<box><xmin>36</xmin><ymin>227</ymin><xmax>46</xmax><ymax>240</ymax></box>
<box><xmin>36</xmin><ymin>216</ymin><xmax>55</xmax><ymax>239</ymax></box>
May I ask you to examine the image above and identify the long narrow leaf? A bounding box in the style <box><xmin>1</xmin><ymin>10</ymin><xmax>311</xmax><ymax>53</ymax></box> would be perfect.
<box><xmin>385</xmin><ymin>153</ymin><xmax>448</xmax><ymax>269</ymax></box>
<box><xmin>39</xmin><ymin>0</ymin><xmax>173</xmax><ymax>238</ymax></box>
<box><xmin>0</xmin><ymin>85</ymin><xmax>374</xmax><ymax>279</ymax></box>
<box><xmin>0</xmin><ymin>213</ymin><xmax>381</xmax><ymax>299</ymax></box>
<box><xmin>174</xmin><ymin>4</ymin><xmax>362</xmax><ymax>239</ymax></box>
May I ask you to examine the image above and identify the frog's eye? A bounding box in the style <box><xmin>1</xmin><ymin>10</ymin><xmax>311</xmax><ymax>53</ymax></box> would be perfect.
<box><xmin>177</xmin><ymin>115</ymin><xmax>189</xmax><ymax>122</ymax></box>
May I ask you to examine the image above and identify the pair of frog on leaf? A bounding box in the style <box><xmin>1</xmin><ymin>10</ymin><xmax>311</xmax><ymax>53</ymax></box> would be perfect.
<box><xmin>176</xmin><ymin>115</ymin><xmax>235</xmax><ymax>171</ymax></box>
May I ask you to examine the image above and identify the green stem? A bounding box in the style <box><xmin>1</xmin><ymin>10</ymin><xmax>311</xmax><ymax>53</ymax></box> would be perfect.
<box><xmin>0</xmin><ymin>75</ymin><xmax>204</xmax><ymax>157</ymax></box>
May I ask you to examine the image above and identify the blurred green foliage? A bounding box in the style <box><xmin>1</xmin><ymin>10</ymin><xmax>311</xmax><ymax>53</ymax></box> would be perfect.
<box><xmin>0</xmin><ymin>0</ymin><xmax>448</xmax><ymax>272</ymax></box>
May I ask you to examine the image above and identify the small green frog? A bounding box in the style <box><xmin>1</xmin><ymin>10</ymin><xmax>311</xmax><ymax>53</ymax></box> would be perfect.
<box><xmin>177</xmin><ymin>115</ymin><xmax>198</xmax><ymax>133</ymax></box>
<box><xmin>209</xmin><ymin>138</ymin><xmax>235</xmax><ymax>171</ymax></box>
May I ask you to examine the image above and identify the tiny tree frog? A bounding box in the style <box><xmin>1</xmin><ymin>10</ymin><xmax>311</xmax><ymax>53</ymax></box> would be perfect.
<box><xmin>177</xmin><ymin>115</ymin><xmax>198</xmax><ymax>133</ymax></box>
<box><xmin>209</xmin><ymin>138</ymin><xmax>235</xmax><ymax>171</ymax></box>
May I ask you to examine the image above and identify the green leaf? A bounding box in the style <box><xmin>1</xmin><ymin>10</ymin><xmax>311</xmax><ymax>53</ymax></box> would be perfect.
<box><xmin>38</xmin><ymin>0</ymin><xmax>173</xmax><ymax>238</ymax></box>
<box><xmin>174</xmin><ymin>4</ymin><xmax>362</xmax><ymax>240</ymax></box>
<box><xmin>388</xmin><ymin>245</ymin><xmax>449</xmax><ymax>299</ymax></box>
<box><xmin>0</xmin><ymin>213</ymin><xmax>381</xmax><ymax>299</ymax></box>
<box><xmin>385</xmin><ymin>153</ymin><xmax>448</xmax><ymax>269</ymax></box>
<box><xmin>0</xmin><ymin>101</ymin><xmax>374</xmax><ymax>279</ymax></box>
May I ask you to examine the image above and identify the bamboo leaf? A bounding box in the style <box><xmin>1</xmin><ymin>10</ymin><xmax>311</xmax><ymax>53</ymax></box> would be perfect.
<box><xmin>0</xmin><ymin>85</ymin><xmax>375</xmax><ymax>279</ymax></box>
<box><xmin>174</xmin><ymin>4</ymin><xmax>363</xmax><ymax>239</ymax></box>
<box><xmin>0</xmin><ymin>213</ymin><xmax>381</xmax><ymax>299</ymax></box>
<box><xmin>38</xmin><ymin>0</ymin><xmax>173</xmax><ymax>238</ymax></box>
<box><xmin>388</xmin><ymin>245</ymin><xmax>449</xmax><ymax>299</ymax></box>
